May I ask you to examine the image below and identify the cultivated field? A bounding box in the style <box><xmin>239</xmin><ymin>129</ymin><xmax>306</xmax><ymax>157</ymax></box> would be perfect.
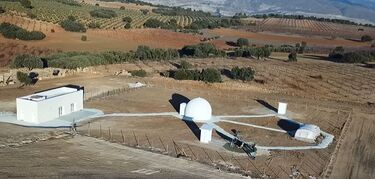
<box><xmin>254</xmin><ymin>18</ymin><xmax>375</xmax><ymax>39</ymax></box>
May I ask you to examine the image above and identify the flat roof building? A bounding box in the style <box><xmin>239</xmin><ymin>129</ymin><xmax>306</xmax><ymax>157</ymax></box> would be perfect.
<box><xmin>16</xmin><ymin>86</ymin><xmax>84</xmax><ymax>124</ymax></box>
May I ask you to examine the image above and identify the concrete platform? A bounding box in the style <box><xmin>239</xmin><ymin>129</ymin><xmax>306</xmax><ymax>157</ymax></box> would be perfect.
<box><xmin>0</xmin><ymin>109</ymin><xmax>103</xmax><ymax>128</ymax></box>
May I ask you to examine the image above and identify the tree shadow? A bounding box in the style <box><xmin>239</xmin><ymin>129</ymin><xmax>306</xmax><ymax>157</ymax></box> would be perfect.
<box><xmin>168</xmin><ymin>93</ymin><xmax>200</xmax><ymax>140</ymax></box>
<box><xmin>303</xmin><ymin>54</ymin><xmax>329</xmax><ymax>61</ymax></box>
<box><xmin>220</xmin><ymin>68</ymin><xmax>232</xmax><ymax>79</ymax></box>
<box><xmin>255</xmin><ymin>99</ymin><xmax>277</xmax><ymax>112</ymax></box>
<box><xmin>277</xmin><ymin>119</ymin><xmax>300</xmax><ymax>137</ymax></box>
<box><xmin>225</xmin><ymin>41</ymin><xmax>238</xmax><ymax>47</ymax></box>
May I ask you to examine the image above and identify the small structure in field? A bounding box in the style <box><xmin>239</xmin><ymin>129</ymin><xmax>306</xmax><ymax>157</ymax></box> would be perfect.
<box><xmin>16</xmin><ymin>85</ymin><xmax>84</xmax><ymax>124</ymax></box>
<box><xmin>294</xmin><ymin>124</ymin><xmax>321</xmax><ymax>143</ymax></box>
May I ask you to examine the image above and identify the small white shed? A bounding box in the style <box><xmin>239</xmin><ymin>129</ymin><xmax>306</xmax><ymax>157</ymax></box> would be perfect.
<box><xmin>200</xmin><ymin>124</ymin><xmax>213</xmax><ymax>143</ymax></box>
<box><xmin>16</xmin><ymin>86</ymin><xmax>84</xmax><ymax>124</ymax></box>
<box><xmin>295</xmin><ymin>124</ymin><xmax>321</xmax><ymax>143</ymax></box>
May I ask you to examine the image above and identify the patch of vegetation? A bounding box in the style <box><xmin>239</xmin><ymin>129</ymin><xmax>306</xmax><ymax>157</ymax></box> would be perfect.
<box><xmin>233</xmin><ymin>46</ymin><xmax>272</xmax><ymax>59</ymax></box>
<box><xmin>0</xmin><ymin>22</ymin><xmax>46</xmax><ymax>40</ymax></box>
<box><xmin>0</xmin><ymin>6</ymin><xmax>5</xmax><ymax>14</ymax></box>
<box><xmin>233</xmin><ymin>12</ymin><xmax>248</xmax><ymax>19</ymax></box>
<box><xmin>328</xmin><ymin>47</ymin><xmax>375</xmax><ymax>63</ymax></box>
<box><xmin>124</xmin><ymin>23</ymin><xmax>131</xmax><ymax>29</ymax></box>
<box><xmin>180</xmin><ymin>43</ymin><xmax>225</xmax><ymax>58</ymax></box>
<box><xmin>143</xmin><ymin>18</ymin><xmax>164</xmax><ymax>28</ymax></box>
<box><xmin>17</xmin><ymin>71</ymin><xmax>33</xmax><ymax>86</ymax></box>
<box><xmin>252</xmin><ymin>13</ymin><xmax>375</xmax><ymax>28</ymax></box>
<box><xmin>237</xmin><ymin>38</ymin><xmax>249</xmax><ymax>47</ymax></box>
<box><xmin>288</xmin><ymin>51</ymin><xmax>298</xmax><ymax>62</ymax></box>
<box><xmin>169</xmin><ymin>68</ymin><xmax>222</xmax><ymax>83</ymax></box>
<box><xmin>361</xmin><ymin>35</ymin><xmax>373</xmax><ymax>42</ymax></box>
<box><xmin>88</xmin><ymin>21</ymin><xmax>101</xmax><ymax>29</ymax></box>
<box><xmin>90</xmin><ymin>9</ymin><xmax>117</xmax><ymax>18</ymax></box>
<box><xmin>10</xmin><ymin>54</ymin><xmax>43</xmax><ymax>70</ymax></box>
<box><xmin>60</xmin><ymin>16</ymin><xmax>86</xmax><ymax>32</ymax></box>
<box><xmin>152</xmin><ymin>7</ymin><xmax>211</xmax><ymax>17</ymax></box>
<box><xmin>122</xmin><ymin>16</ymin><xmax>132</xmax><ymax>23</ymax></box>
<box><xmin>231</xmin><ymin>67</ymin><xmax>255</xmax><ymax>81</ymax></box>
<box><xmin>55</xmin><ymin>0</ymin><xmax>81</xmax><ymax>6</ymax></box>
<box><xmin>179</xmin><ymin>60</ymin><xmax>192</xmax><ymax>69</ymax></box>
<box><xmin>135</xmin><ymin>46</ymin><xmax>179</xmax><ymax>61</ymax></box>
<box><xmin>185</xmin><ymin>19</ymin><xmax>241</xmax><ymax>30</ymax></box>
<box><xmin>81</xmin><ymin>35</ymin><xmax>87</xmax><ymax>41</ymax></box>
<box><xmin>130</xmin><ymin>69</ymin><xmax>147</xmax><ymax>77</ymax></box>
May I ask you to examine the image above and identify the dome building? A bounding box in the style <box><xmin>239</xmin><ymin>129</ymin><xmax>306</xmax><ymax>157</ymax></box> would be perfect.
<box><xmin>180</xmin><ymin>98</ymin><xmax>212</xmax><ymax>122</ymax></box>
<box><xmin>294</xmin><ymin>124</ymin><xmax>321</xmax><ymax>143</ymax></box>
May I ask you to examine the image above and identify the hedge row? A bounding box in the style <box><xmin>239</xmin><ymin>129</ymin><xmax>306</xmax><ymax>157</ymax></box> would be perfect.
<box><xmin>0</xmin><ymin>22</ymin><xmax>46</xmax><ymax>40</ymax></box>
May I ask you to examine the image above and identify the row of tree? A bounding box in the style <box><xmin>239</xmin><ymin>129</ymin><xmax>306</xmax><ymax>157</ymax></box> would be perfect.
<box><xmin>329</xmin><ymin>46</ymin><xmax>375</xmax><ymax>63</ymax></box>
<box><xmin>152</xmin><ymin>7</ymin><xmax>211</xmax><ymax>17</ymax></box>
<box><xmin>232</xmin><ymin>46</ymin><xmax>272</xmax><ymax>59</ymax></box>
<box><xmin>0</xmin><ymin>22</ymin><xmax>46</xmax><ymax>40</ymax></box>
<box><xmin>89</xmin><ymin>9</ymin><xmax>117</xmax><ymax>18</ymax></box>
<box><xmin>60</xmin><ymin>16</ymin><xmax>86</xmax><ymax>32</ymax></box>
<box><xmin>252</xmin><ymin>13</ymin><xmax>375</xmax><ymax>28</ymax></box>
<box><xmin>185</xmin><ymin>19</ymin><xmax>241</xmax><ymax>30</ymax></box>
<box><xmin>55</xmin><ymin>0</ymin><xmax>81</xmax><ymax>6</ymax></box>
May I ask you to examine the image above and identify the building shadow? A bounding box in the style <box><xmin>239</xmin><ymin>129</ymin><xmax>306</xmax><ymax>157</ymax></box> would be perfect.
<box><xmin>169</xmin><ymin>93</ymin><xmax>190</xmax><ymax>112</ymax></box>
<box><xmin>256</xmin><ymin>99</ymin><xmax>277</xmax><ymax>112</ymax></box>
<box><xmin>277</xmin><ymin>119</ymin><xmax>300</xmax><ymax>137</ymax></box>
<box><xmin>168</xmin><ymin>93</ymin><xmax>200</xmax><ymax>140</ymax></box>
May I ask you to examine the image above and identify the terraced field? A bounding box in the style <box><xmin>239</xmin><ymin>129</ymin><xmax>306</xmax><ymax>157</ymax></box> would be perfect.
<box><xmin>0</xmin><ymin>0</ymin><xmax>218</xmax><ymax>29</ymax></box>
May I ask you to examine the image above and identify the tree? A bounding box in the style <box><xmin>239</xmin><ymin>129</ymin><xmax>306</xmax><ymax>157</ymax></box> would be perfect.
<box><xmin>81</xmin><ymin>35</ymin><xmax>87</xmax><ymax>41</ymax></box>
<box><xmin>288</xmin><ymin>51</ymin><xmax>297</xmax><ymax>62</ymax></box>
<box><xmin>10</xmin><ymin>54</ymin><xmax>43</xmax><ymax>70</ymax></box>
<box><xmin>237</xmin><ymin>38</ymin><xmax>249</xmax><ymax>47</ymax></box>
<box><xmin>231</xmin><ymin>67</ymin><xmax>255</xmax><ymax>81</ymax></box>
<box><xmin>130</xmin><ymin>69</ymin><xmax>147</xmax><ymax>77</ymax></box>
<box><xmin>19</xmin><ymin>0</ymin><xmax>32</xmax><ymax>9</ymax></box>
<box><xmin>201</xmin><ymin>68</ymin><xmax>222</xmax><ymax>83</ymax></box>
<box><xmin>60</xmin><ymin>17</ymin><xmax>86</xmax><ymax>32</ymax></box>
<box><xmin>329</xmin><ymin>46</ymin><xmax>345</xmax><ymax>60</ymax></box>
<box><xmin>123</xmin><ymin>16</ymin><xmax>133</xmax><ymax>23</ymax></box>
<box><xmin>124</xmin><ymin>23</ymin><xmax>131</xmax><ymax>29</ymax></box>
<box><xmin>0</xmin><ymin>6</ymin><xmax>5</xmax><ymax>14</ymax></box>
<box><xmin>180</xmin><ymin>60</ymin><xmax>192</xmax><ymax>69</ymax></box>
<box><xmin>16</xmin><ymin>71</ymin><xmax>32</xmax><ymax>86</ymax></box>
<box><xmin>361</xmin><ymin>35</ymin><xmax>373</xmax><ymax>42</ymax></box>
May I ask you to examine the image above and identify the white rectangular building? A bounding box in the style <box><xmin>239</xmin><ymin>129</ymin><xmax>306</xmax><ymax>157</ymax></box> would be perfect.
<box><xmin>16</xmin><ymin>86</ymin><xmax>84</xmax><ymax>124</ymax></box>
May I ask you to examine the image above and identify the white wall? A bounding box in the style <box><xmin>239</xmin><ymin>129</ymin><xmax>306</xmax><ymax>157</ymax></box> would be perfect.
<box><xmin>17</xmin><ymin>90</ymin><xmax>83</xmax><ymax>124</ymax></box>
<box><xmin>16</xmin><ymin>98</ymin><xmax>38</xmax><ymax>123</ymax></box>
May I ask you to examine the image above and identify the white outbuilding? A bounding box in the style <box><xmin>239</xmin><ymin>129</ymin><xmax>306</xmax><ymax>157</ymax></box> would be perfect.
<box><xmin>16</xmin><ymin>86</ymin><xmax>84</xmax><ymax>124</ymax></box>
<box><xmin>294</xmin><ymin>124</ymin><xmax>321</xmax><ymax>143</ymax></box>
<box><xmin>180</xmin><ymin>97</ymin><xmax>212</xmax><ymax>122</ymax></box>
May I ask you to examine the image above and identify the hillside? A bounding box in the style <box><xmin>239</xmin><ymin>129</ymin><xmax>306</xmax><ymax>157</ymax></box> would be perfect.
<box><xmin>142</xmin><ymin>0</ymin><xmax>375</xmax><ymax>24</ymax></box>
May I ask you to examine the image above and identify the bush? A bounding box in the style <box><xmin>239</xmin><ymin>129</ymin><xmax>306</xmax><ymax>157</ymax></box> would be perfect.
<box><xmin>60</xmin><ymin>16</ymin><xmax>86</xmax><ymax>32</ymax></box>
<box><xmin>17</xmin><ymin>71</ymin><xmax>32</xmax><ymax>86</ymax></box>
<box><xmin>329</xmin><ymin>46</ymin><xmax>345</xmax><ymax>60</ymax></box>
<box><xmin>339</xmin><ymin>51</ymin><xmax>375</xmax><ymax>63</ymax></box>
<box><xmin>173</xmin><ymin>69</ymin><xmax>201</xmax><ymax>81</ymax></box>
<box><xmin>361</xmin><ymin>35</ymin><xmax>373</xmax><ymax>42</ymax></box>
<box><xmin>123</xmin><ymin>16</ymin><xmax>133</xmax><ymax>23</ymax></box>
<box><xmin>124</xmin><ymin>23</ymin><xmax>131</xmax><ymax>29</ymax></box>
<box><xmin>144</xmin><ymin>19</ymin><xmax>164</xmax><ymax>28</ymax></box>
<box><xmin>180</xmin><ymin>60</ymin><xmax>192</xmax><ymax>69</ymax></box>
<box><xmin>88</xmin><ymin>22</ymin><xmax>101</xmax><ymax>29</ymax></box>
<box><xmin>120</xmin><ymin>6</ymin><xmax>125</xmax><ymax>10</ymax></box>
<box><xmin>10</xmin><ymin>54</ymin><xmax>43</xmax><ymax>70</ymax></box>
<box><xmin>180</xmin><ymin>43</ymin><xmax>225</xmax><ymax>58</ymax></box>
<box><xmin>201</xmin><ymin>68</ymin><xmax>222</xmax><ymax>83</ymax></box>
<box><xmin>19</xmin><ymin>0</ymin><xmax>32</xmax><ymax>9</ymax></box>
<box><xmin>0</xmin><ymin>6</ymin><xmax>5</xmax><ymax>14</ymax></box>
<box><xmin>81</xmin><ymin>35</ymin><xmax>87</xmax><ymax>41</ymax></box>
<box><xmin>141</xmin><ymin>9</ymin><xmax>149</xmax><ymax>15</ymax></box>
<box><xmin>237</xmin><ymin>38</ymin><xmax>249</xmax><ymax>47</ymax></box>
<box><xmin>231</xmin><ymin>67</ymin><xmax>255</xmax><ymax>81</ymax></box>
<box><xmin>130</xmin><ymin>69</ymin><xmax>147</xmax><ymax>77</ymax></box>
<box><xmin>288</xmin><ymin>51</ymin><xmax>298</xmax><ymax>62</ymax></box>
<box><xmin>90</xmin><ymin>9</ymin><xmax>117</xmax><ymax>18</ymax></box>
<box><xmin>0</xmin><ymin>23</ymin><xmax>46</xmax><ymax>40</ymax></box>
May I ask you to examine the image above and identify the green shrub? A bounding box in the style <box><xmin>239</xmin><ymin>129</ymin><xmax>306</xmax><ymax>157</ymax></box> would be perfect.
<box><xmin>55</xmin><ymin>0</ymin><xmax>81</xmax><ymax>6</ymax></box>
<box><xmin>0</xmin><ymin>6</ymin><xmax>5</xmax><ymax>14</ymax></box>
<box><xmin>130</xmin><ymin>69</ymin><xmax>147</xmax><ymax>77</ymax></box>
<box><xmin>123</xmin><ymin>16</ymin><xmax>133</xmax><ymax>23</ymax></box>
<box><xmin>180</xmin><ymin>60</ymin><xmax>192</xmax><ymax>69</ymax></box>
<box><xmin>60</xmin><ymin>16</ymin><xmax>86</xmax><ymax>32</ymax></box>
<box><xmin>90</xmin><ymin>9</ymin><xmax>117</xmax><ymax>18</ymax></box>
<box><xmin>237</xmin><ymin>38</ymin><xmax>249</xmax><ymax>47</ymax></box>
<box><xmin>16</xmin><ymin>71</ymin><xmax>32</xmax><ymax>86</ymax></box>
<box><xmin>88</xmin><ymin>22</ymin><xmax>101</xmax><ymax>29</ymax></box>
<box><xmin>288</xmin><ymin>51</ymin><xmax>298</xmax><ymax>62</ymax></box>
<box><xmin>81</xmin><ymin>35</ymin><xmax>87</xmax><ymax>41</ymax></box>
<box><xmin>361</xmin><ymin>35</ymin><xmax>373</xmax><ymax>42</ymax></box>
<box><xmin>19</xmin><ymin>0</ymin><xmax>32</xmax><ymax>8</ymax></box>
<box><xmin>10</xmin><ymin>54</ymin><xmax>43</xmax><ymax>70</ymax></box>
<box><xmin>0</xmin><ymin>23</ymin><xmax>45</xmax><ymax>40</ymax></box>
<box><xmin>231</xmin><ymin>67</ymin><xmax>255</xmax><ymax>81</ymax></box>
<box><xmin>180</xmin><ymin>43</ymin><xmax>225</xmax><ymax>58</ymax></box>
<box><xmin>124</xmin><ymin>23</ymin><xmax>131</xmax><ymax>29</ymax></box>
<box><xmin>201</xmin><ymin>68</ymin><xmax>222</xmax><ymax>83</ymax></box>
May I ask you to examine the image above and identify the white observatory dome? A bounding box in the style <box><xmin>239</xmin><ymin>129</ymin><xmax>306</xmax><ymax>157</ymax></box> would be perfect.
<box><xmin>184</xmin><ymin>97</ymin><xmax>212</xmax><ymax>122</ymax></box>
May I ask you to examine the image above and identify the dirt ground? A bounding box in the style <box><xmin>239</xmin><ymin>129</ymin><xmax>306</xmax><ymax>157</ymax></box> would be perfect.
<box><xmin>0</xmin><ymin>56</ymin><xmax>374</xmax><ymax>178</ymax></box>
<box><xmin>208</xmin><ymin>28</ymin><xmax>373</xmax><ymax>48</ymax></box>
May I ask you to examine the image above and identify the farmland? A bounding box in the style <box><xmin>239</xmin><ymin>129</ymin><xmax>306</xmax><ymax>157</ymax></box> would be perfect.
<box><xmin>0</xmin><ymin>0</ymin><xmax>218</xmax><ymax>29</ymax></box>
<box><xmin>252</xmin><ymin>18</ymin><xmax>375</xmax><ymax>39</ymax></box>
